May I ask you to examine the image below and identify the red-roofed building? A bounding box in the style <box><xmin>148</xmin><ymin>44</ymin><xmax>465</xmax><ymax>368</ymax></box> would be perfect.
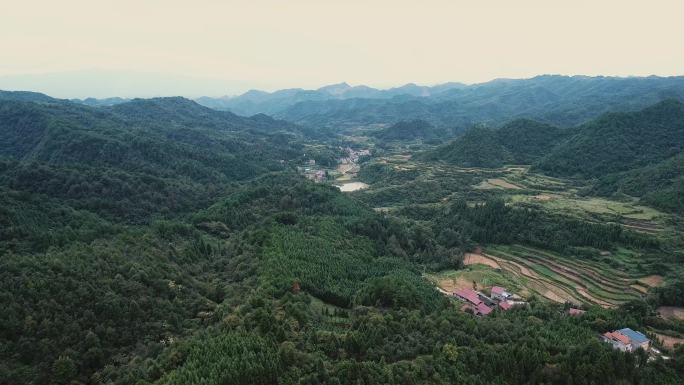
<box><xmin>603</xmin><ymin>331</ymin><xmax>631</xmax><ymax>351</ymax></box>
<box><xmin>491</xmin><ymin>286</ymin><xmax>511</xmax><ymax>301</ymax></box>
<box><xmin>602</xmin><ymin>328</ymin><xmax>651</xmax><ymax>352</ymax></box>
<box><xmin>499</xmin><ymin>301</ymin><xmax>513</xmax><ymax>311</ymax></box>
<box><xmin>476</xmin><ymin>303</ymin><xmax>493</xmax><ymax>316</ymax></box>
<box><xmin>454</xmin><ymin>288</ymin><xmax>482</xmax><ymax>306</ymax></box>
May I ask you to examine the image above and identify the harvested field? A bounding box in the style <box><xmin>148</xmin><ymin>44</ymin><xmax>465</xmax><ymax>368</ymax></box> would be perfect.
<box><xmin>463</xmin><ymin>252</ymin><xmax>501</xmax><ymax>268</ymax></box>
<box><xmin>429</xmin><ymin>274</ymin><xmax>474</xmax><ymax>292</ymax></box>
<box><xmin>542</xmin><ymin>289</ymin><xmax>568</xmax><ymax>303</ymax></box>
<box><xmin>657</xmin><ymin>306</ymin><xmax>684</xmax><ymax>321</ymax></box>
<box><xmin>425</xmin><ymin>265</ymin><xmax>517</xmax><ymax>294</ymax></box>
<box><xmin>639</xmin><ymin>275</ymin><xmax>664</xmax><ymax>287</ymax></box>
<box><xmin>484</xmin><ymin>253</ymin><xmax>539</xmax><ymax>278</ymax></box>
<box><xmin>651</xmin><ymin>331</ymin><xmax>684</xmax><ymax>351</ymax></box>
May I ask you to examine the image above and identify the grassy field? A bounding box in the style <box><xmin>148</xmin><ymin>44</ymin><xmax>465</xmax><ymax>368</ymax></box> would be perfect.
<box><xmin>425</xmin><ymin>264</ymin><xmax>519</xmax><ymax>294</ymax></box>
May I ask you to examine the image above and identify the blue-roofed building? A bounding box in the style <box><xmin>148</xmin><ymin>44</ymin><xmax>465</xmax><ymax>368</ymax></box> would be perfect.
<box><xmin>619</xmin><ymin>328</ymin><xmax>649</xmax><ymax>344</ymax></box>
<box><xmin>602</xmin><ymin>328</ymin><xmax>651</xmax><ymax>352</ymax></box>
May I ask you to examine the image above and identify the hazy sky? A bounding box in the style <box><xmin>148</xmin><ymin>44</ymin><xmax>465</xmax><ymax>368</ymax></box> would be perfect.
<box><xmin>1</xmin><ymin>0</ymin><xmax>683</xmax><ymax>98</ymax></box>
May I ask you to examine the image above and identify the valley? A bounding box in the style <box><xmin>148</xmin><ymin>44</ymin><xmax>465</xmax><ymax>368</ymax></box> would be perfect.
<box><xmin>5</xmin><ymin>2</ymin><xmax>684</xmax><ymax>383</ymax></box>
<box><xmin>353</xmin><ymin>149</ymin><xmax>677</xmax><ymax>302</ymax></box>
<box><xmin>2</xmin><ymin>87</ymin><xmax>684</xmax><ymax>385</ymax></box>
<box><xmin>326</xmin><ymin>124</ymin><xmax>684</xmax><ymax>358</ymax></box>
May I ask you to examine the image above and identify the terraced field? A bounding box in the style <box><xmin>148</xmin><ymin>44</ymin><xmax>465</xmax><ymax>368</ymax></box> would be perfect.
<box><xmin>428</xmin><ymin>245</ymin><xmax>654</xmax><ymax>308</ymax></box>
<box><xmin>485</xmin><ymin>245</ymin><xmax>649</xmax><ymax>307</ymax></box>
<box><xmin>360</xmin><ymin>157</ymin><xmax>675</xmax><ymax>309</ymax></box>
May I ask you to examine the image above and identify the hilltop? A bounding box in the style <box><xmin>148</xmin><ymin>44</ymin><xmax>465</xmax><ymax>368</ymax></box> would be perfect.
<box><xmin>536</xmin><ymin>99</ymin><xmax>684</xmax><ymax>177</ymax></box>
<box><xmin>424</xmin><ymin>119</ymin><xmax>568</xmax><ymax>167</ymax></box>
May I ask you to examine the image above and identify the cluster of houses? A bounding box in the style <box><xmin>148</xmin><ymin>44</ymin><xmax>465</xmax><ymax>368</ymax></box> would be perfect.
<box><xmin>454</xmin><ymin>286</ymin><xmax>526</xmax><ymax>316</ymax></box>
<box><xmin>338</xmin><ymin>147</ymin><xmax>371</xmax><ymax>164</ymax></box>
<box><xmin>602</xmin><ymin>328</ymin><xmax>651</xmax><ymax>352</ymax></box>
<box><xmin>452</xmin><ymin>285</ymin><xmax>658</xmax><ymax>355</ymax></box>
<box><xmin>304</xmin><ymin>169</ymin><xmax>327</xmax><ymax>182</ymax></box>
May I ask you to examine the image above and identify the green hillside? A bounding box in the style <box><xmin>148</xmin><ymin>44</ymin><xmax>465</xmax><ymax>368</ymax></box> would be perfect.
<box><xmin>592</xmin><ymin>153</ymin><xmax>684</xmax><ymax>213</ymax></box>
<box><xmin>424</xmin><ymin>119</ymin><xmax>567</xmax><ymax>167</ymax></box>
<box><xmin>370</xmin><ymin>119</ymin><xmax>447</xmax><ymax>141</ymax></box>
<box><xmin>2</xmin><ymin>94</ymin><xmax>684</xmax><ymax>385</ymax></box>
<box><xmin>537</xmin><ymin>99</ymin><xmax>684</xmax><ymax>177</ymax></box>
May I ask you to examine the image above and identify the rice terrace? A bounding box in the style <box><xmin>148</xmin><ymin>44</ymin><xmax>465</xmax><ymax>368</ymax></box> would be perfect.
<box><xmin>362</xmin><ymin>153</ymin><xmax>679</xmax><ymax>311</ymax></box>
<box><xmin>435</xmin><ymin>245</ymin><xmax>658</xmax><ymax>308</ymax></box>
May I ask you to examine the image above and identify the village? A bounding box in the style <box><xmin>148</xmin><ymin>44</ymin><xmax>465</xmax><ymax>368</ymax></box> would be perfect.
<box><xmin>300</xmin><ymin>147</ymin><xmax>371</xmax><ymax>190</ymax></box>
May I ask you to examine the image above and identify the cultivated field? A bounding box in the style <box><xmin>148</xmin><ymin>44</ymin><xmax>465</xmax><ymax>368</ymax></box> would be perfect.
<box><xmin>357</xmin><ymin>154</ymin><xmax>678</xmax><ymax>309</ymax></box>
<box><xmin>473</xmin><ymin>178</ymin><xmax>523</xmax><ymax>190</ymax></box>
<box><xmin>431</xmin><ymin>245</ymin><xmax>656</xmax><ymax>308</ymax></box>
<box><xmin>651</xmin><ymin>331</ymin><xmax>684</xmax><ymax>351</ymax></box>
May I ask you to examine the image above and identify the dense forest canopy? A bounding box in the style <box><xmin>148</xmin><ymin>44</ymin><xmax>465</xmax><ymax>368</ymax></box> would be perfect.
<box><xmin>423</xmin><ymin>119</ymin><xmax>568</xmax><ymax>167</ymax></box>
<box><xmin>369</xmin><ymin>119</ymin><xmax>447</xmax><ymax>142</ymax></box>
<box><xmin>1</xmin><ymin>88</ymin><xmax>684</xmax><ymax>385</ymax></box>
<box><xmin>536</xmin><ymin>99</ymin><xmax>684</xmax><ymax>177</ymax></box>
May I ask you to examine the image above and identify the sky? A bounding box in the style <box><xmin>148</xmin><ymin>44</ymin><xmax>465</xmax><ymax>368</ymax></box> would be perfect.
<box><xmin>1</xmin><ymin>0</ymin><xmax>683</xmax><ymax>98</ymax></box>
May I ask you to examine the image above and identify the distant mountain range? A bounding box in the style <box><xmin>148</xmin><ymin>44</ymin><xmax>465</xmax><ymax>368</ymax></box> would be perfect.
<box><xmin>61</xmin><ymin>75</ymin><xmax>684</xmax><ymax>133</ymax></box>
<box><xmin>194</xmin><ymin>81</ymin><xmax>466</xmax><ymax>117</ymax></box>
<box><xmin>193</xmin><ymin>75</ymin><xmax>684</xmax><ymax>131</ymax></box>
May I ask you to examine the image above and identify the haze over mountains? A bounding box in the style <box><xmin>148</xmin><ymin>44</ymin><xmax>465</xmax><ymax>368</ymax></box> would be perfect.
<box><xmin>6</xmin><ymin>0</ymin><xmax>684</xmax><ymax>383</ymax></box>
<box><xmin>194</xmin><ymin>81</ymin><xmax>466</xmax><ymax>116</ymax></box>
<box><xmin>191</xmin><ymin>75</ymin><xmax>684</xmax><ymax>130</ymax></box>
<box><xmin>4</xmin><ymin>76</ymin><xmax>684</xmax><ymax>384</ymax></box>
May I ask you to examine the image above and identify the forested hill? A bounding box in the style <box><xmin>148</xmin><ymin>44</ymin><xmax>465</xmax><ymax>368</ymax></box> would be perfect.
<box><xmin>0</xmin><ymin>98</ymin><xmax>302</xmax><ymax>176</ymax></box>
<box><xmin>108</xmin><ymin>97</ymin><xmax>304</xmax><ymax>135</ymax></box>
<box><xmin>0</xmin><ymin>97</ymin><xmax>304</xmax><ymax>226</ymax></box>
<box><xmin>0</xmin><ymin>89</ymin><xmax>62</xmax><ymax>103</ymax></box>
<box><xmin>536</xmin><ymin>99</ymin><xmax>684</xmax><ymax>177</ymax></box>
<box><xmin>370</xmin><ymin>119</ymin><xmax>448</xmax><ymax>141</ymax></box>
<box><xmin>424</xmin><ymin>99</ymin><xmax>684</xmax><ymax>213</ymax></box>
<box><xmin>423</xmin><ymin>119</ymin><xmax>568</xmax><ymax>167</ymax></box>
<box><xmin>591</xmin><ymin>153</ymin><xmax>684</xmax><ymax>214</ymax></box>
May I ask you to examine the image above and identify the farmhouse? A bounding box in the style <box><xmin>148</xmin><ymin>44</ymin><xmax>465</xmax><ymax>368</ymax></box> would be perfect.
<box><xmin>454</xmin><ymin>288</ymin><xmax>493</xmax><ymax>316</ymax></box>
<box><xmin>491</xmin><ymin>286</ymin><xmax>511</xmax><ymax>301</ymax></box>
<box><xmin>454</xmin><ymin>288</ymin><xmax>482</xmax><ymax>305</ymax></box>
<box><xmin>476</xmin><ymin>302</ymin><xmax>493</xmax><ymax>316</ymax></box>
<box><xmin>602</xmin><ymin>328</ymin><xmax>650</xmax><ymax>352</ymax></box>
